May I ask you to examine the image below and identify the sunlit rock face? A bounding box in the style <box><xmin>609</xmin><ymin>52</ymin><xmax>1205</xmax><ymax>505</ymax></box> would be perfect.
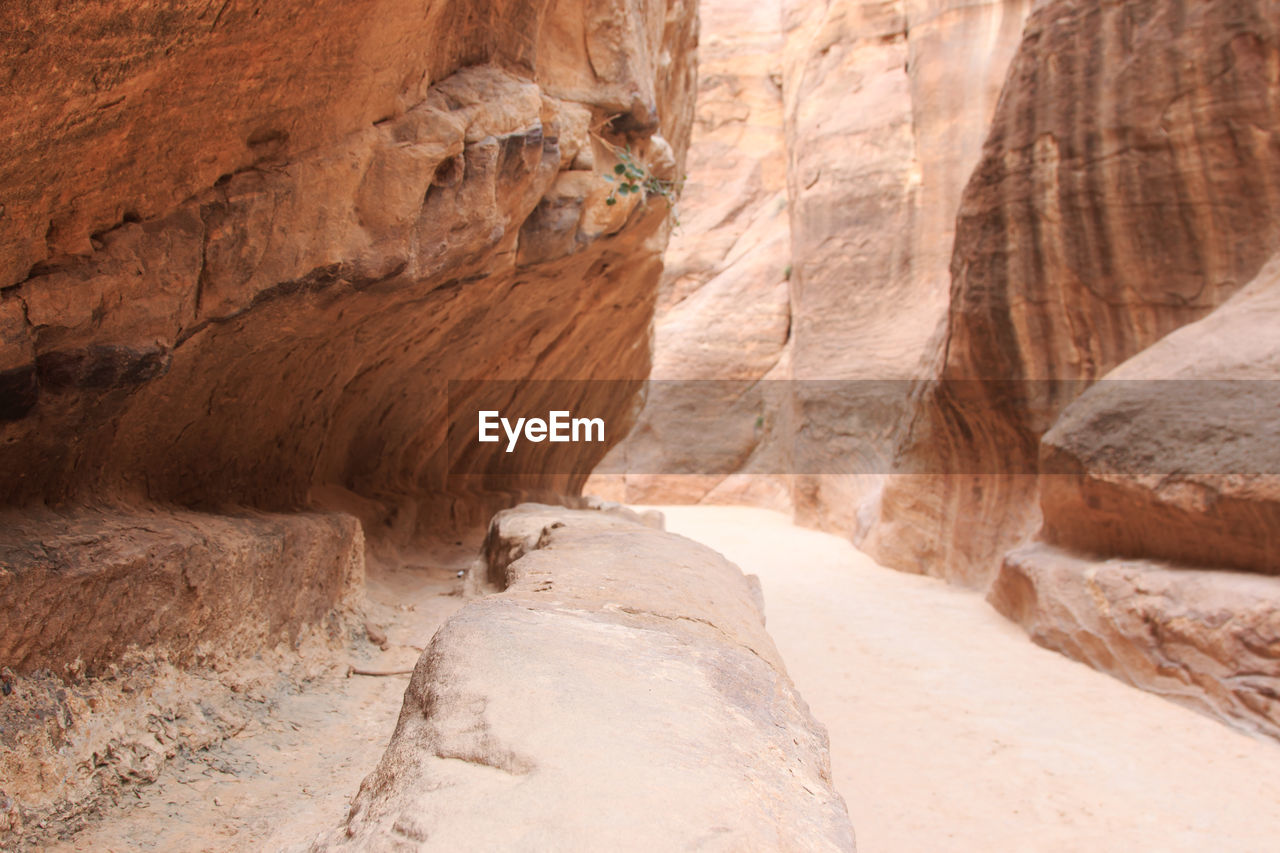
<box><xmin>586</xmin><ymin>0</ymin><xmax>795</xmax><ymax>510</ymax></box>
<box><xmin>869</xmin><ymin>0</ymin><xmax>1280</xmax><ymax>586</ymax></box>
<box><xmin>782</xmin><ymin>0</ymin><xmax>1035</xmax><ymax>539</ymax></box>
<box><xmin>589</xmin><ymin>0</ymin><xmax>1033</xmax><ymax>514</ymax></box>
<box><xmin>0</xmin><ymin>0</ymin><xmax>697</xmax><ymax>667</ymax></box>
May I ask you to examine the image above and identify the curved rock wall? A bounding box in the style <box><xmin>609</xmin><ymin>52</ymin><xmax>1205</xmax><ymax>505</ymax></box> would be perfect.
<box><xmin>0</xmin><ymin>3</ymin><xmax>699</xmax><ymax>829</ymax></box>
<box><xmin>1</xmin><ymin>0</ymin><xmax>697</xmax><ymax>664</ymax></box>
<box><xmin>783</xmin><ymin>0</ymin><xmax>1034</xmax><ymax>536</ymax></box>
<box><xmin>1</xmin><ymin>1</ymin><xmax>696</xmax><ymax>523</ymax></box>
<box><xmin>2</xmin><ymin>1</ymin><xmax>701</xmax><ymax>839</ymax></box>
<box><xmin>869</xmin><ymin>0</ymin><xmax>1280</xmax><ymax>585</ymax></box>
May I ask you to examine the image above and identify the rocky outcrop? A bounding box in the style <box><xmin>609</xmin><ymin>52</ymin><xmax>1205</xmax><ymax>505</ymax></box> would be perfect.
<box><xmin>0</xmin><ymin>0</ymin><xmax>695</xmax><ymax>656</ymax></box>
<box><xmin>0</xmin><ymin>508</ymin><xmax>364</xmax><ymax>674</ymax></box>
<box><xmin>316</xmin><ymin>504</ymin><xmax>854</xmax><ymax>851</ymax></box>
<box><xmin>1037</xmin><ymin>254</ymin><xmax>1280</xmax><ymax>575</ymax></box>
<box><xmin>988</xmin><ymin>253</ymin><xmax>1280</xmax><ymax>738</ymax></box>
<box><xmin>1</xmin><ymin>0</ymin><xmax>697</xmax><ymax>837</ymax></box>
<box><xmin>0</xmin><ymin>508</ymin><xmax>357</xmax><ymax>840</ymax></box>
<box><xmin>871</xmin><ymin>0</ymin><xmax>1280</xmax><ymax>585</ymax></box>
<box><xmin>990</xmin><ymin>544</ymin><xmax>1280</xmax><ymax>740</ymax></box>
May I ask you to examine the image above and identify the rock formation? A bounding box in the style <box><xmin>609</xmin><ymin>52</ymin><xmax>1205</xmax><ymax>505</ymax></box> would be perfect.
<box><xmin>587</xmin><ymin>0</ymin><xmax>795</xmax><ymax>510</ymax></box>
<box><xmin>1</xmin><ymin>0</ymin><xmax>699</xmax><ymax>835</ymax></box>
<box><xmin>593</xmin><ymin>0</ymin><xmax>1280</xmax><ymax>742</ymax></box>
<box><xmin>589</xmin><ymin>0</ymin><xmax>1035</xmax><ymax>524</ymax></box>
<box><xmin>988</xmin><ymin>252</ymin><xmax>1280</xmax><ymax>738</ymax></box>
<box><xmin>782</xmin><ymin>0</ymin><xmax>1035</xmax><ymax>537</ymax></box>
<box><xmin>870</xmin><ymin>0</ymin><xmax>1280</xmax><ymax>584</ymax></box>
<box><xmin>783</xmin><ymin>0</ymin><xmax>1280</xmax><ymax>737</ymax></box>
<box><xmin>315</xmin><ymin>504</ymin><xmax>855</xmax><ymax>851</ymax></box>
<box><xmin>1</xmin><ymin>0</ymin><xmax>696</xmax><ymax>668</ymax></box>
<box><xmin>0</xmin><ymin>2</ymin><xmax>697</xmax><ymax>520</ymax></box>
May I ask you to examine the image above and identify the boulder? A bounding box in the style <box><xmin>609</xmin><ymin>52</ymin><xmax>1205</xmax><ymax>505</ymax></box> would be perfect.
<box><xmin>315</xmin><ymin>505</ymin><xmax>855</xmax><ymax>851</ymax></box>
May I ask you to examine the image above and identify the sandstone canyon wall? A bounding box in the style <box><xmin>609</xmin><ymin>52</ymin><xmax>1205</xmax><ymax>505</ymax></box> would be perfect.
<box><xmin>1</xmin><ymin>0</ymin><xmax>700</xmax><ymax>833</ymax></box>
<box><xmin>588</xmin><ymin>0</ymin><xmax>1034</xmax><ymax>520</ymax></box>
<box><xmin>1</xmin><ymin>0</ymin><xmax>696</xmax><ymax>670</ymax></box>
<box><xmin>587</xmin><ymin>0</ymin><xmax>795</xmax><ymax>509</ymax></box>
<box><xmin>783</xmin><ymin>0</ymin><xmax>1034</xmax><ymax>535</ymax></box>
<box><xmin>869</xmin><ymin>0</ymin><xmax>1280</xmax><ymax>587</ymax></box>
<box><xmin>594</xmin><ymin>0</ymin><xmax>1280</xmax><ymax>739</ymax></box>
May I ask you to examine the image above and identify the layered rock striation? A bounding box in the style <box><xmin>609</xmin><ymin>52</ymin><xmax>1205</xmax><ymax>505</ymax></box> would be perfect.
<box><xmin>1</xmin><ymin>0</ymin><xmax>696</xmax><ymax>668</ymax></box>
<box><xmin>871</xmin><ymin>0</ymin><xmax>1280</xmax><ymax>584</ymax></box>
<box><xmin>989</xmin><ymin>253</ymin><xmax>1280</xmax><ymax>738</ymax></box>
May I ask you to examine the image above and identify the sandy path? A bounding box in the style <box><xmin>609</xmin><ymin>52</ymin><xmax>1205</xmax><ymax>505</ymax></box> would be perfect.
<box><xmin>45</xmin><ymin>554</ymin><xmax>469</xmax><ymax>853</ymax></box>
<box><xmin>657</xmin><ymin>505</ymin><xmax>1280</xmax><ymax>853</ymax></box>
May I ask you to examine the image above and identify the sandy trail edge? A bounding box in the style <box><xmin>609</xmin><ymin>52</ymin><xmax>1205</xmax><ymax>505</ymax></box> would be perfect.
<box><xmin>39</xmin><ymin>551</ymin><xmax>469</xmax><ymax>853</ymax></box>
<box><xmin>656</xmin><ymin>505</ymin><xmax>1280</xmax><ymax>853</ymax></box>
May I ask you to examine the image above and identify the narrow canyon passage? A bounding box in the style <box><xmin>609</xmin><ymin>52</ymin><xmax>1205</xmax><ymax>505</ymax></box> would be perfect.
<box><xmin>658</xmin><ymin>506</ymin><xmax>1280</xmax><ymax>853</ymax></box>
<box><xmin>45</xmin><ymin>506</ymin><xmax>1280</xmax><ymax>851</ymax></box>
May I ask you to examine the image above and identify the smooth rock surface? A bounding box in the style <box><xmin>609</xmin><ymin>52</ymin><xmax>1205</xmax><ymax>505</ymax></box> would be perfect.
<box><xmin>588</xmin><ymin>0</ymin><xmax>795</xmax><ymax>509</ymax></box>
<box><xmin>594</xmin><ymin>0</ymin><xmax>1035</xmax><ymax>522</ymax></box>
<box><xmin>784</xmin><ymin>0</ymin><xmax>1033</xmax><ymax>538</ymax></box>
<box><xmin>315</xmin><ymin>504</ymin><xmax>854</xmax><ymax>851</ymax></box>
<box><xmin>1039</xmin><ymin>254</ymin><xmax>1280</xmax><ymax>575</ymax></box>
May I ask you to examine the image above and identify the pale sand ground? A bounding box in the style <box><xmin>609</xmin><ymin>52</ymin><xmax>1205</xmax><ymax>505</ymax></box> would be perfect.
<box><xmin>657</xmin><ymin>505</ymin><xmax>1280</xmax><ymax>853</ymax></box>
<box><xmin>46</xmin><ymin>553</ymin><xmax>470</xmax><ymax>853</ymax></box>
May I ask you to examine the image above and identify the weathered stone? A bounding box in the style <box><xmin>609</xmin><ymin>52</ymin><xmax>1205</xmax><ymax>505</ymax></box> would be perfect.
<box><xmin>990</xmin><ymin>543</ymin><xmax>1280</xmax><ymax>740</ymax></box>
<box><xmin>873</xmin><ymin>0</ymin><xmax>1280</xmax><ymax>585</ymax></box>
<box><xmin>1037</xmin><ymin>254</ymin><xmax>1280</xmax><ymax>576</ymax></box>
<box><xmin>0</xmin><ymin>508</ymin><xmax>364</xmax><ymax>674</ymax></box>
<box><xmin>1</xmin><ymin>1</ymin><xmax>698</xmax><ymax>838</ymax></box>
<box><xmin>316</xmin><ymin>505</ymin><xmax>855</xmax><ymax>851</ymax></box>
<box><xmin>985</xmin><ymin>254</ymin><xmax>1280</xmax><ymax>739</ymax></box>
<box><xmin>0</xmin><ymin>1</ymin><xmax>696</xmax><ymax>532</ymax></box>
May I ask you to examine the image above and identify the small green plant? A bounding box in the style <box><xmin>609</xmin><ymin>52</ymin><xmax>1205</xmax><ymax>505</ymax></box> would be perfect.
<box><xmin>602</xmin><ymin>146</ymin><xmax>682</xmax><ymax>209</ymax></box>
